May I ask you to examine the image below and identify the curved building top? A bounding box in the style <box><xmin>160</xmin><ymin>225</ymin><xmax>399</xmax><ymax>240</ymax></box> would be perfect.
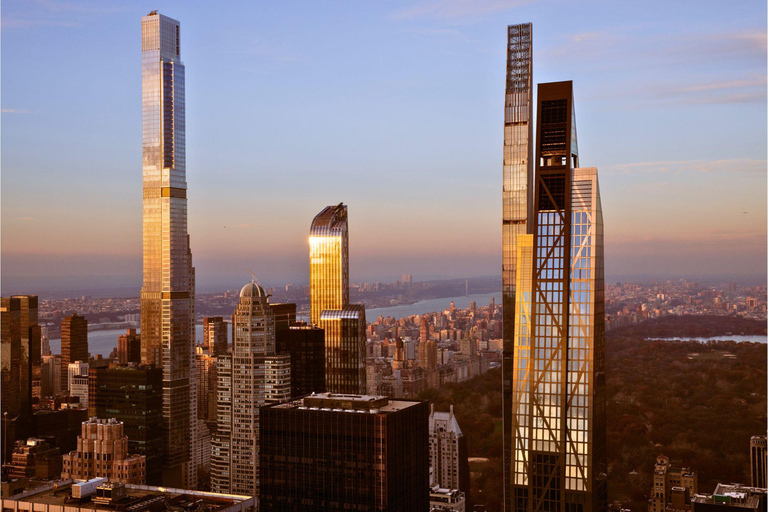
<box><xmin>310</xmin><ymin>203</ymin><xmax>347</xmax><ymax>237</ymax></box>
<box><xmin>240</xmin><ymin>280</ymin><xmax>267</xmax><ymax>299</ymax></box>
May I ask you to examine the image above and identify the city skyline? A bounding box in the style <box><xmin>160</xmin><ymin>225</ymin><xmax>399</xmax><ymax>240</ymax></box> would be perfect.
<box><xmin>2</xmin><ymin>1</ymin><xmax>766</xmax><ymax>296</ymax></box>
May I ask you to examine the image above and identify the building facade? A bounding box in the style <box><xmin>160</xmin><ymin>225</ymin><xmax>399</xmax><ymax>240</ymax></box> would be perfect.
<box><xmin>4</xmin><ymin>438</ymin><xmax>62</xmax><ymax>480</ymax></box>
<box><xmin>260</xmin><ymin>393</ymin><xmax>429</xmax><ymax>511</ymax></box>
<box><xmin>60</xmin><ymin>314</ymin><xmax>88</xmax><ymax>394</ymax></box>
<box><xmin>61</xmin><ymin>418</ymin><xmax>146</xmax><ymax>484</ymax></box>
<box><xmin>203</xmin><ymin>317</ymin><xmax>228</xmax><ymax>356</ymax></box>
<box><xmin>501</xmin><ymin>24</ymin><xmax>534</xmax><ymax>511</ymax></box>
<box><xmin>2</xmin><ymin>296</ymin><xmax>41</xmax><ymax>422</ymax></box>
<box><xmin>310</xmin><ymin>205</ymin><xmax>367</xmax><ymax>394</ymax></box>
<box><xmin>140</xmin><ymin>10</ymin><xmax>196</xmax><ymax>488</ymax></box>
<box><xmin>750</xmin><ymin>435</ymin><xmax>766</xmax><ymax>488</ymax></box>
<box><xmin>211</xmin><ymin>281</ymin><xmax>291</xmax><ymax>497</ymax></box>
<box><xmin>88</xmin><ymin>364</ymin><xmax>164</xmax><ymax>485</ymax></box>
<box><xmin>429</xmin><ymin>404</ymin><xmax>470</xmax><ymax>499</ymax></box>
<box><xmin>649</xmin><ymin>455</ymin><xmax>697</xmax><ymax>512</ymax></box>
<box><xmin>117</xmin><ymin>329</ymin><xmax>141</xmax><ymax>364</ymax></box>
<box><xmin>275</xmin><ymin>323</ymin><xmax>326</xmax><ymax>398</ymax></box>
<box><xmin>508</xmin><ymin>81</ymin><xmax>607</xmax><ymax>512</ymax></box>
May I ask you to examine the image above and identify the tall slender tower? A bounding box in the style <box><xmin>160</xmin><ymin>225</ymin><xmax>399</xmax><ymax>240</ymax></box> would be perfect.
<box><xmin>309</xmin><ymin>203</ymin><xmax>349</xmax><ymax>326</ymax></box>
<box><xmin>60</xmin><ymin>313</ymin><xmax>88</xmax><ymax>392</ymax></box>
<box><xmin>502</xmin><ymin>23</ymin><xmax>534</xmax><ymax>511</ymax></box>
<box><xmin>140</xmin><ymin>11</ymin><xmax>196</xmax><ymax>488</ymax></box>
<box><xmin>309</xmin><ymin>204</ymin><xmax>366</xmax><ymax>394</ymax></box>
<box><xmin>508</xmin><ymin>81</ymin><xmax>607</xmax><ymax>512</ymax></box>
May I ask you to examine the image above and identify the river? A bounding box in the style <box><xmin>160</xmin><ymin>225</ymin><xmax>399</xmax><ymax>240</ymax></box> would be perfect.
<box><xmin>648</xmin><ymin>335</ymin><xmax>766</xmax><ymax>344</ymax></box>
<box><xmin>367</xmin><ymin>292</ymin><xmax>503</xmax><ymax>320</ymax></box>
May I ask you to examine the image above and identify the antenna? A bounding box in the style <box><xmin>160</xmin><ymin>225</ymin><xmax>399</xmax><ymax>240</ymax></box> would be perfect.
<box><xmin>248</xmin><ymin>268</ymin><xmax>259</xmax><ymax>285</ymax></box>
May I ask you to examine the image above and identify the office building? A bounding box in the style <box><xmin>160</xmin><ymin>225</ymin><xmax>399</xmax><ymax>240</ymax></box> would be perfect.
<box><xmin>310</xmin><ymin>204</ymin><xmax>367</xmax><ymax>394</ymax></box>
<box><xmin>61</xmin><ymin>418</ymin><xmax>146</xmax><ymax>484</ymax></box>
<box><xmin>3</xmin><ymin>438</ymin><xmax>62</xmax><ymax>481</ymax></box>
<box><xmin>117</xmin><ymin>329</ymin><xmax>141</xmax><ymax>364</ymax></box>
<box><xmin>508</xmin><ymin>81</ymin><xmax>607</xmax><ymax>511</ymax></box>
<box><xmin>750</xmin><ymin>435</ymin><xmax>766</xmax><ymax>488</ymax></box>
<box><xmin>271</xmin><ymin>303</ymin><xmax>297</xmax><ymax>333</ymax></box>
<box><xmin>61</xmin><ymin>314</ymin><xmax>88</xmax><ymax>393</ymax></box>
<box><xmin>430</xmin><ymin>488</ymin><xmax>467</xmax><ymax>512</ymax></box>
<box><xmin>2</xmin><ymin>295</ymin><xmax>41</xmax><ymax>419</ymax></box>
<box><xmin>140</xmin><ymin>10</ymin><xmax>197</xmax><ymax>488</ymax></box>
<box><xmin>649</xmin><ymin>455</ymin><xmax>697</xmax><ymax>512</ymax></box>
<box><xmin>429</xmin><ymin>405</ymin><xmax>470</xmax><ymax>499</ymax></box>
<box><xmin>203</xmin><ymin>317</ymin><xmax>227</xmax><ymax>356</ymax></box>
<box><xmin>40</xmin><ymin>355</ymin><xmax>62</xmax><ymax>397</ymax></box>
<box><xmin>88</xmin><ymin>364</ymin><xmax>164</xmax><ymax>485</ymax></box>
<box><xmin>501</xmin><ymin>23</ymin><xmax>534</xmax><ymax>510</ymax></box>
<box><xmin>211</xmin><ymin>281</ymin><xmax>291</xmax><ymax>497</ymax></box>
<box><xmin>0</xmin><ymin>480</ymin><xmax>255</xmax><ymax>512</ymax></box>
<box><xmin>320</xmin><ymin>305</ymin><xmax>366</xmax><ymax>394</ymax></box>
<box><xmin>260</xmin><ymin>393</ymin><xmax>429</xmax><ymax>511</ymax></box>
<box><xmin>275</xmin><ymin>323</ymin><xmax>326</xmax><ymax>398</ymax></box>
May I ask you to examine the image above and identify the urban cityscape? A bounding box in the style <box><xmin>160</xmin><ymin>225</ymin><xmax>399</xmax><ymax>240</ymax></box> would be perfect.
<box><xmin>1</xmin><ymin>3</ymin><xmax>766</xmax><ymax>512</ymax></box>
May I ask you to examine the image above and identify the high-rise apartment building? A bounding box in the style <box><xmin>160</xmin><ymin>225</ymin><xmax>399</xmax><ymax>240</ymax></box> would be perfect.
<box><xmin>203</xmin><ymin>317</ymin><xmax>227</xmax><ymax>356</ymax></box>
<box><xmin>61</xmin><ymin>418</ymin><xmax>146</xmax><ymax>484</ymax></box>
<box><xmin>429</xmin><ymin>405</ymin><xmax>470</xmax><ymax>499</ymax></box>
<box><xmin>211</xmin><ymin>281</ymin><xmax>291</xmax><ymax>497</ymax></box>
<box><xmin>117</xmin><ymin>329</ymin><xmax>141</xmax><ymax>364</ymax></box>
<box><xmin>140</xmin><ymin>11</ymin><xmax>196</xmax><ymax>488</ymax></box>
<box><xmin>750</xmin><ymin>435</ymin><xmax>767</xmax><ymax>488</ymax></box>
<box><xmin>88</xmin><ymin>365</ymin><xmax>164</xmax><ymax>485</ymax></box>
<box><xmin>275</xmin><ymin>323</ymin><xmax>326</xmax><ymax>398</ymax></box>
<box><xmin>210</xmin><ymin>352</ymin><xmax>231</xmax><ymax>492</ymax></box>
<box><xmin>507</xmin><ymin>81</ymin><xmax>607</xmax><ymax>511</ymax></box>
<box><xmin>61</xmin><ymin>314</ymin><xmax>88</xmax><ymax>395</ymax></box>
<box><xmin>309</xmin><ymin>204</ymin><xmax>349</xmax><ymax>326</ymax></box>
<box><xmin>309</xmin><ymin>204</ymin><xmax>367</xmax><ymax>394</ymax></box>
<box><xmin>501</xmin><ymin>24</ymin><xmax>534</xmax><ymax>510</ymax></box>
<box><xmin>41</xmin><ymin>355</ymin><xmax>62</xmax><ymax>397</ymax></box>
<box><xmin>259</xmin><ymin>393</ymin><xmax>429</xmax><ymax>511</ymax></box>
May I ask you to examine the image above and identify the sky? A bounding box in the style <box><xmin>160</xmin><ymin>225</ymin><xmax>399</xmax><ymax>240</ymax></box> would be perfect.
<box><xmin>2</xmin><ymin>0</ymin><xmax>766</xmax><ymax>294</ymax></box>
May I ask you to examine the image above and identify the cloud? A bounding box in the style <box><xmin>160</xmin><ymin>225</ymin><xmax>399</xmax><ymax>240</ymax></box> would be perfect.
<box><xmin>1</xmin><ymin>109</ymin><xmax>30</xmax><ymax>114</ymax></box>
<box><xmin>602</xmin><ymin>159</ymin><xmax>767</xmax><ymax>176</ymax></box>
<box><xmin>392</xmin><ymin>0</ymin><xmax>534</xmax><ymax>21</ymax></box>
<box><xmin>2</xmin><ymin>0</ymin><xmax>129</xmax><ymax>29</ymax></box>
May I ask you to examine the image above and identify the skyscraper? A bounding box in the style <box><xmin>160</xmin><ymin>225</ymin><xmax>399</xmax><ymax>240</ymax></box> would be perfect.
<box><xmin>309</xmin><ymin>203</ymin><xmax>349</xmax><ymax>326</ymax></box>
<box><xmin>309</xmin><ymin>204</ymin><xmax>367</xmax><ymax>394</ymax></box>
<box><xmin>211</xmin><ymin>280</ymin><xmax>291</xmax><ymax>497</ymax></box>
<box><xmin>140</xmin><ymin>11</ymin><xmax>196</xmax><ymax>488</ymax></box>
<box><xmin>501</xmin><ymin>24</ymin><xmax>534</xmax><ymax>511</ymax></box>
<box><xmin>60</xmin><ymin>314</ymin><xmax>88</xmax><ymax>393</ymax></box>
<box><xmin>203</xmin><ymin>317</ymin><xmax>227</xmax><ymax>356</ymax></box>
<box><xmin>260</xmin><ymin>393</ymin><xmax>429</xmax><ymax>511</ymax></box>
<box><xmin>750</xmin><ymin>435</ymin><xmax>767</xmax><ymax>488</ymax></box>
<box><xmin>2</xmin><ymin>296</ymin><xmax>40</xmax><ymax>420</ymax></box>
<box><xmin>429</xmin><ymin>404</ymin><xmax>470</xmax><ymax>498</ymax></box>
<box><xmin>508</xmin><ymin>81</ymin><xmax>607</xmax><ymax>512</ymax></box>
<box><xmin>88</xmin><ymin>365</ymin><xmax>164</xmax><ymax>485</ymax></box>
<box><xmin>117</xmin><ymin>329</ymin><xmax>141</xmax><ymax>364</ymax></box>
<box><xmin>275</xmin><ymin>324</ymin><xmax>326</xmax><ymax>398</ymax></box>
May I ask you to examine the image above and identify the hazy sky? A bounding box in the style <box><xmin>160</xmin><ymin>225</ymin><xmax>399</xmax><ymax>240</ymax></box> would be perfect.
<box><xmin>2</xmin><ymin>0</ymin><xmax>766</xmax><ymax>294</ymax></box>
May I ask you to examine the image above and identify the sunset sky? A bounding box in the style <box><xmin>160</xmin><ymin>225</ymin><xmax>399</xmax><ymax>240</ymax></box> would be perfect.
<box><xmin>2</xmin><ymin>0</ymin><xmax>766</xmax><ymax>294</ymax></box>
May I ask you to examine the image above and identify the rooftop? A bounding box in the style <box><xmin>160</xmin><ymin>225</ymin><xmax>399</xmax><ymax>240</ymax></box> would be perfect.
<box><xmin>272</xmin><ymin>392</ymin><xmax>422</xmax><ymax>414</ymax></box>
<box><xmin>1</xmin><ymin>481</ymin><xmax>254</xmax><ymax>512</ymax></box>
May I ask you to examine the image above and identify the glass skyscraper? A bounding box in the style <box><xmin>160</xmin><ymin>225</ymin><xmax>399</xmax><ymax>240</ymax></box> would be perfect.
<box><xmin>309</xmin><ymin>204</ymin><xmax>366</xmax><ymax>394</ymax></box>
<box><xmin>502</xmin><ymin>24</ymin><xmax>534</xmax><ymax>512</ymax></box>
<box><xmin>507</xmin><ymin>81</ymin><xmax>607</xmax><ymax>512</ymax></box>
<box><xmin>140</xmin><ymin>11</ymin><xmax>196</xmax><ymax>488</ymax></box>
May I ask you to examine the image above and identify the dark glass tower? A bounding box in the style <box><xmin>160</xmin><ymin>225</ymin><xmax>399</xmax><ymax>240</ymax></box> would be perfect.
<box><xmin>508</xmin><ymin>81</ymin><xmax>607</xmax><ymax>512</ymax></box>
<box><xmin>502</xmin><ymin>23</ymin><xmax>534</xmax><ymax>511</ymax></box>
<box><xmin>60</xmin><ymin>313</ymin><xmax>88</xmax><ymax>393</ymax></box>
<box><xmin>260</xmin><ymin>393</ymin><xmax>429</xmax><ymax>511</ymax></box>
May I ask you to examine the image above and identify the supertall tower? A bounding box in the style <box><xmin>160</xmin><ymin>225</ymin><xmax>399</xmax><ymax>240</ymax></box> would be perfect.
<box><xmin>140</xmin><ymin>11</ymin><xmax>196</xmax><ymax>488</ymax></box>
<box><xmin>508</xmin><ymin>81</ymin><xmax>607</xmax><ymax>512</ymax></box>
<box><xmin>309</xmin><ymin>204</ymin><xmax>366</xmax><ymax>394</ymax></box>
<box><xmin>502</xmin><ymin>23</ymin><xmax>534</xmax><ymax>511</ymax></box>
